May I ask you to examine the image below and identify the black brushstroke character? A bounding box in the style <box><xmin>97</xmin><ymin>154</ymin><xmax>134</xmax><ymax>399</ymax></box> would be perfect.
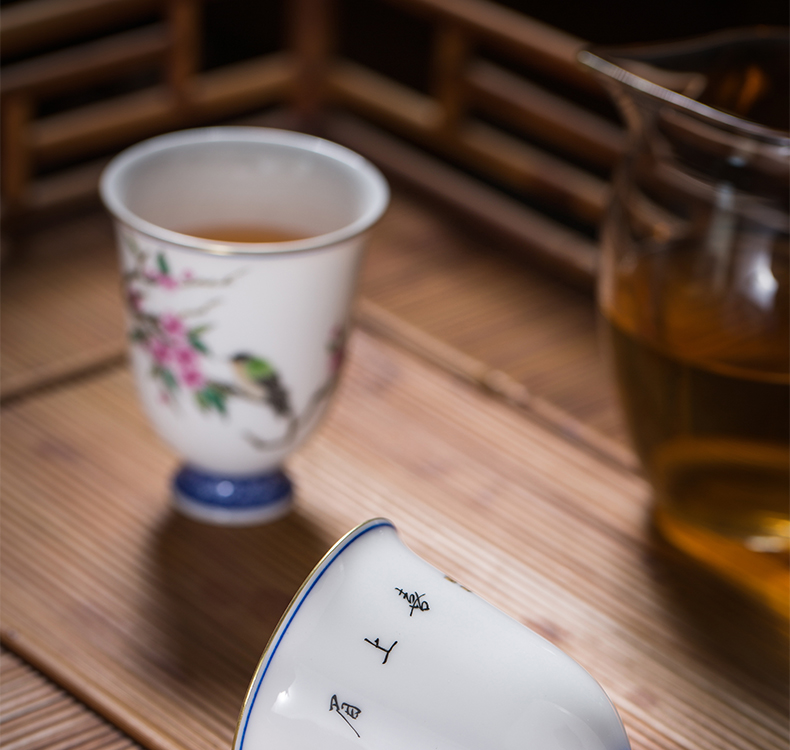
<box><xmin>395</xmin><ymin>587</ymin><xmax>430</xmax><ymax>616</ymax></box>
<box><xmin>330</xmin><ymin>694</ymin><xmax>361</xmax><ymax>738</ymax></box>
<box><xmin>365</xmin><ymin>637</ymin><xmax>398</xmax><ymax>664</ymax></box>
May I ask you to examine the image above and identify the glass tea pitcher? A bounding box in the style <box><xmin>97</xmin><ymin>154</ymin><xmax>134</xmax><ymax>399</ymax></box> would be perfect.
<box><xmin>579</xmin><ymin>28</ymin><xmax>789</xmax><ymax>617</ymax></box>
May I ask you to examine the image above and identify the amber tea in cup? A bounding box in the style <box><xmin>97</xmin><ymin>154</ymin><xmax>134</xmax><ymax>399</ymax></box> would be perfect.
<box><xmin>185</xmin><ymin>225</ymin><xmax>309</xmax><ymax>243</ymax></box>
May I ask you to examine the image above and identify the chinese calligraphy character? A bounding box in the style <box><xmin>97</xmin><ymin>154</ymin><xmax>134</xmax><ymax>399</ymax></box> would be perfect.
<box><xmin>395</xmin><ymin>587</ymin><xmax>430</xmax><ymax>616</ymax></box>
<box><xmin>330</xmin><ymin>694</ymin><xmax>361</xmax><ymax>738</ymax></box>
<box><xmin>364</xmin><ymin>637</ymin><xmax>398</xmax><ymax>664</ymax></box>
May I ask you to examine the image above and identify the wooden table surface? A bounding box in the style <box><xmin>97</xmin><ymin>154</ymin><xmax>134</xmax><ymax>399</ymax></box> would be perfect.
<box><xmin>1</xmin><ymin>185</ymin><xmax>788</xmax><ymax>750</ymax></box>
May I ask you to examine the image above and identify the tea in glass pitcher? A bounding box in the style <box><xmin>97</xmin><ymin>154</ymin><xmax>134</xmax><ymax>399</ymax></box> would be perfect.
<box><xmin>580</xmin><ymin>28</ymin><xmax>789</xmax><ymax>616</ymax></box>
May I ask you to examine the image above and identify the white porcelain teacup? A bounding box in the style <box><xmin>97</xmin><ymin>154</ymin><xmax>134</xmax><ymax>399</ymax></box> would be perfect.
<box><xmin>235</xmin><ymin>519</ymin><xmax>631</xmax><ymax>749</ymax></box>
<box><xmin>100</xmin><ymin>128</ymin><xmax>389</xmax><ymax>525</ymax></box>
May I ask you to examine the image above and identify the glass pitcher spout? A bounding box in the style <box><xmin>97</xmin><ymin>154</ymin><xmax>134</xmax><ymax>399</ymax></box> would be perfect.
<box><xmin>578</xmin><ymin>26</ymin><xmax>789</xmax><ymax>140</ymax></box>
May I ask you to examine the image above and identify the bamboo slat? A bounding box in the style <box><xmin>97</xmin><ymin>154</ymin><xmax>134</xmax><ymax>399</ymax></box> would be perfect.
<box><xmin>354</xmin><ymin>185</ymin><xmax>623</xmax><ymax>441</ymax></box>
<box><xmin>0</xmin><ymin>649</ymin><xmax>142</xmax><ymax>750</ymax></box>
<box><xmin>355</xmin><ymin>299</ymin><xmax>636</xmax><ymax>471</ymax></box>
<box><xmin>1</xmin><ymin>331</ymin><xmax>787</xmax><ymax>750</ymax></box>
<box><xmin>0</xmin><ymin>212</ymin><xmax>125</xmax><ymax>402</ymax></box>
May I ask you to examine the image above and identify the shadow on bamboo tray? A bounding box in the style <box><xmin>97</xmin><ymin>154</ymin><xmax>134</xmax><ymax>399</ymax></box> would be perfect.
<box><xmin>149</xmin><ymin>509</ymin><xmax>328</xmax><ymax>696</ymax></box>
<box><xmin>647</xmin><ymin>527</ymin><xmax>789</xmax><ymax>700</ymax></box>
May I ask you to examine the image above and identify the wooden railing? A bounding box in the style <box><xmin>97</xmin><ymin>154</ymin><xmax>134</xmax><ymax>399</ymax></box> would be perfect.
<box><xmin>1</xmin><ymin>0</ymin><xmax>626</xmax><ymax>283</ymax></box>
<box><xmin>0</xmin><ymin>0</ymin><xmax>292</xmax><ymax>214</ymax></box>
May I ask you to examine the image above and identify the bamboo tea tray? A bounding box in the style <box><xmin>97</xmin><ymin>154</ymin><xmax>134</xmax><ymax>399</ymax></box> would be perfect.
<box><xmin>1</xmin><ymin>190</ymin><xmax>787</xmax><ymax>750</ymax></box>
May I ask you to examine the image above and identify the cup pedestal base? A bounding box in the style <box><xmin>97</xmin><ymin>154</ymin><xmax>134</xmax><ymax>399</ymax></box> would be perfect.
<box><xmin>172</xmin><ymin>465</ymin><xmax>293</xmax><ymax>526</ymax></box>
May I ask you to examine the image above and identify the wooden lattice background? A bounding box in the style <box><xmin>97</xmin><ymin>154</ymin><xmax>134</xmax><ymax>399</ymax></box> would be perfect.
<box><xmin>0</xmin><ymin>0</ymin><xmax>629</xmax><ymax>283</ymax></box>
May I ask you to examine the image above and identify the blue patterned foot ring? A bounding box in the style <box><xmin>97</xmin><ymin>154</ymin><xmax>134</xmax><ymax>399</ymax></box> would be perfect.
<box><xmin>172</xmin><ymin>466</ymin><xmax>293</xmax><ymax>526</ymax></box>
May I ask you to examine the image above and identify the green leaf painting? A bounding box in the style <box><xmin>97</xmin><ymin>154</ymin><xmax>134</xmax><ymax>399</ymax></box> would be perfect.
<box><xmin>195</xmin><ymin>384</ymin><xmax>228</xmax><ymax>415</ymax></box>
<box><xmin>157</xmin><ymin>252</ymin><xmax>170</xmax><ymax>276</ymax></box>
<box><xmin>188</xmin><ymin>326</ymin><xmax>210</xmax><ymax>354</ymax></box>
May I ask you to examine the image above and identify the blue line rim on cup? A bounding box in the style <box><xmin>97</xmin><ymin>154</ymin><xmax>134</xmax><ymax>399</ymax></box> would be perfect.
<box><xmin>99</xmin><ymin>126</ymin><xmax>390</xmax><ymax>257</ymax></box>
<box><xmin>232</xmin><ymin>518</ymin><xmax>396</xmax><ymax>749</ymax></box>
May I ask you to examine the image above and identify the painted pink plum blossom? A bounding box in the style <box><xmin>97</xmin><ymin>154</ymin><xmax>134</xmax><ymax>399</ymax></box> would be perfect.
<box><xmin>133</xmin><ymin>313</ymin><xmax>216</xmax><ymax>408</ymax></box>
<box><xmin>124</xmin><ymin>245</ymin><xmax>347</xmax><ymax>446</ymax></box>
<box><xmin>140</xmin><ymin>252</ymin><xmax>194</xmax><ymax>290</ymax></box>
<box><xmin>125</xmin><ymin>251</ymin><xmax>228</xmax><ymax>414</ymax></box>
